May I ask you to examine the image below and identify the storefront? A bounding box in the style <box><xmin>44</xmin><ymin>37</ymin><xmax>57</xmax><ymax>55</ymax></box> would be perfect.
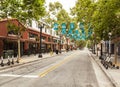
<box><xmin>0</xmin><ymin>18</ymin><xmax>59</xmax><ymax>57</ymax></box>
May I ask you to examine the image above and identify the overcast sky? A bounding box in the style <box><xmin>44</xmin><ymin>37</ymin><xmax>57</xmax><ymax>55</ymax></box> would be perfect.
<box><xmin>45</xmin><ymin>0</ymin><xmax>77</xmax><ymax>13</ymax></box>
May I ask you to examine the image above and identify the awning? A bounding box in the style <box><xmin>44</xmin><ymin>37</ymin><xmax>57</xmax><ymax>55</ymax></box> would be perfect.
<box><xmin>0</xmin><ymin>36</ymin><xmax>6</xmax><ymax>39</ymax></box>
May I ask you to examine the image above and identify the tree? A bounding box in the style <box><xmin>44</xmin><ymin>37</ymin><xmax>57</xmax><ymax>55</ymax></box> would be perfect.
<box><xmin>56</xmin><ymin>9</ymin><xmax>71</xmax><ymax>30</ymax></box>
<box><xmin>72</xmin><ymin>0</ymin><xmax>94</xmax><ymax>23</ymax></box>
<box><xmin>92</xmin><ymin>0</ymin><xmax>120</xmax><ymax>39</ymax></box>
<box><xmin>75</xmin><ymin>40</ymin><xmax>86</xmax><ymax>49</ymax></box>
<box><xmin>70</xmin><ymin>0</ymin><xmax>96</xmax><ymax>41</ymax></box>
<box><xmin>0</xmin><ymin>0</ymin><xmax>45</xmax><ymax>63</ymax></box>
<box><xmin>44</xmin><ymin>1</ymin><xmax>72</xmax><ymax>34</ymax></box>
<box><xmin>44</xmin><ymin>1</ymin><xmax>63</xmax><ymax>28</ymax></box>
<box><xmin>0</xmin><ymin>0</ymin><xmax>45</xmax><ymax>23</ymax></box>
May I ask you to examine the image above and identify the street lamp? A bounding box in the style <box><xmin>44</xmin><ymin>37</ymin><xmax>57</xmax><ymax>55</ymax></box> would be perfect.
<box><xmin>38</xmin><ymin>22</ymin><xmax>44</xmax><ymax>58</ymax></box>
<box><xmin>108</xmin><ymin>32</ymin><xmax>112</xmax><ymax>57</ymax></box>
<box><xmin>59</xmin><ymin>33</ymin><xmax>62</xmax><ymax>53</ymax></box>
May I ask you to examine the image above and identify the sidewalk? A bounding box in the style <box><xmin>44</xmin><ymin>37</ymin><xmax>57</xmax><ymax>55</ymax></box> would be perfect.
<box><xmin>90</xmin><ymin>51</ymin><xmax>120</xmax><ymax>87</ymax></box>
<box><xmin>0</xmin><ymin>52</ymin><xmax>59</xmax><ymax>70</ymax></box>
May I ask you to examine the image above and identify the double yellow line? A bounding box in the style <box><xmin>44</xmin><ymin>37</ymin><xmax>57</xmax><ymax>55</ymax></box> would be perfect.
<box><xmin>39</xmin><ymin>53</ymin><xmax>76</xmax><ymax>77</ymax></box>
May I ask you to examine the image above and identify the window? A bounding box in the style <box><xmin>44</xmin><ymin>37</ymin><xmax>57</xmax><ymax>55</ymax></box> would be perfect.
<box><xmin>29</xmin><ymin>33</ymin><xmax>38</xmax><ymax>38</ymax></box>
<box><xmin>48</xmin><ymin>37</ymin><xmax>51</xmax><ymax>42</ymax></box>
<box><xmin>45</xmin><ymin>28</ymin><xmax>47</xmax><ymax>33</ymax></box>
<box><xmin>29</xmin><ymin>33</ymin><xmax>38</xmax><ymax>40</ymax></box>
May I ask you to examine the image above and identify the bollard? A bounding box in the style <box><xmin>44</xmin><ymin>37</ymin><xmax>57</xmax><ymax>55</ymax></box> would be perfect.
<box><xmin>11</xmin><ymin>56</ymin><xmax>14</xmax><ymax>65</ymax></box>
<box><xmin>16</xmin><ymin>57</ymin><xmax>19</xmax><ymax>63</ymax></box>
<box><xmin>7</xmin><ymin>56</ymin><xmax>11</xmax><ymax>65</ymax></box>
<box><xmin>1</xmin><ymin>56</ymin><xmax>4</xmax><ymax>67</ymax></box>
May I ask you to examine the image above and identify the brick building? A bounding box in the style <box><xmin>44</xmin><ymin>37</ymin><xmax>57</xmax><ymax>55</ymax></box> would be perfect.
<box><xmin>0</xmin><ymin>18</ymin><xmax>61</xmax><ymax>57</ymax></box>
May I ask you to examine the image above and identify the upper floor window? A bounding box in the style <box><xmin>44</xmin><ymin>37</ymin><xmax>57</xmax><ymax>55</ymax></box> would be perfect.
<box><xmin>41</xmin><ymin>36</ymin><xmax>46</xmax><ymax>41</ymax></box>
<box><xmin>48</xmin><ymin>37</ymin><xmax>51</xmax><ymax>42</ymax></box>
<box><xmin>8</xmin><ymin>30</ymin><xmax>17</xmax><ymax>35</ymax></box>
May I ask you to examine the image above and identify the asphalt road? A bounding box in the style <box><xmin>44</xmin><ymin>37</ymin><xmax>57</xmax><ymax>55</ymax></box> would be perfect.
<box><xmin>0</xmin><ymin>49</ymin><xmax>113</xmax><ymax>87</ymax></box>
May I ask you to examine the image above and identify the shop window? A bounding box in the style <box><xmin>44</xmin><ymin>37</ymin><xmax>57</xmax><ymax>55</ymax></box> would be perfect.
<box><xmin>8</xmin><ymin>30</ymin><xmax>17</xmax><ymax>35</ymax></box>
<box><xmin>48</xmin><ymin>37</ymin><xmax>51</xmax><ymax>42</ymax></box>
<box><xmin>29</xmin><ymin>33</ymin><xmax>38</xmax><ymax>40</ymax></box>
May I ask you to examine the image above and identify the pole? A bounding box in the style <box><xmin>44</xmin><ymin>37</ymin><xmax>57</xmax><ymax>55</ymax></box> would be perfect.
<box><xmin>38</xmin><ymin>26</ymin><xmax>42</xmax><ymax>58</ymax></box>
<box><xmin>94</xmin><ymin>38</ymin><xmax>96</xmax><ymax>54</ymax></box>
<box><xmin>60</xmin><ymin>34</ymin><xmax>61</xmax><ymax>53</ymax></box>
<box><xmin>99</xmin><ymin>34</ymin><xmax>103</xmax><ymax>59</ymax></box>
<box><xmin>67</xmin><ymin>38</ymin><xmax>68</xmax><ymax>52</ymax></box>
<box><xmin>109</xmin><ymin>34</ymin><xmax>111</xmax><ymax>57</ymax></box>
<box><xmin>17</xmin><ymin>34</ymin><xmax>20</xmax><ymax>63</ymax></box>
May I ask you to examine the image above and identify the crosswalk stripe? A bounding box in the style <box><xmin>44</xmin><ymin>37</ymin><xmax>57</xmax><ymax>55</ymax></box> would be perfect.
<box><xmin>0</xmin><ymin>74</ymin><xmax>38</xmax><ymax>78</ymax></box>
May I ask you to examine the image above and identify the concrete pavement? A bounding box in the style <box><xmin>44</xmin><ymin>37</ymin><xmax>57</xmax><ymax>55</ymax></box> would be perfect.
<box><xmin>90</xmin><ymin>51</ymin><xmax>120</xmax><ymax>87</ymax></box>
<box><xmin>1</xmin><ymin>49</ymin><xmax>120</xmax><ymax>87</ymax></box>
<box><xmin>0</xmin><ymin>52</ymin><xmax>61</xmax><ymax>70</ymax></box>
<box><xmin>0</xmin><ymin>49</ymin><xmax>100</xmax><ymax>87</ymax></box>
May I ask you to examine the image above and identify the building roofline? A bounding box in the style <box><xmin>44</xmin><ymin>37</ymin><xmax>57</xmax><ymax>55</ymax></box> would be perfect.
<box><xmin>0</xmin><ymin>18</ymin><xmax>17</xmax><ymax>23</ymax></box>
<box><xmin>0</xmin><ymin>18</ymin><xmax>58</xmax><ymax>38</ymax></box>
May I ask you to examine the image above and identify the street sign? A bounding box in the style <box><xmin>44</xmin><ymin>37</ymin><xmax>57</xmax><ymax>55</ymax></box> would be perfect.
<box><xmin>54</xmin><ymin>23</ymin><xmax>58</xmax><ymax>30</ymax></box>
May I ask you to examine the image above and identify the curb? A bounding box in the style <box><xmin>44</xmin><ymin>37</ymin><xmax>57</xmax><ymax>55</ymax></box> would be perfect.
<box><xmin>89</xmin><ymin>52</ymin><xmax>119</xmax><ymax>87</ymax></box>
<box><xmin>0</xmin><ymin>54</ymin><xmax>59</xmax><ymax>71</ymax></box>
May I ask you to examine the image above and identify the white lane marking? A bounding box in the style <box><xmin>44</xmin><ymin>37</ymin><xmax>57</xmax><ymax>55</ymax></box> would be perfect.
<box><xmin>0</xmin><ymin>74</ymin><xmax>39</xmax><ymax>78</ymax></box>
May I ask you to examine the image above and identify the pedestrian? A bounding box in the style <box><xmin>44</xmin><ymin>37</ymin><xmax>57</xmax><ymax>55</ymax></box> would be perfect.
<box><xmin>56</xmin><ymin>44</ymin><xmax>59</xmax><ymax>54</ymax></box>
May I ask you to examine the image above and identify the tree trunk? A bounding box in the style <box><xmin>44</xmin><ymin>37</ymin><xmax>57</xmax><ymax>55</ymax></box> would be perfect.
<box><xmin>17</xmin><ymin>35</ymin><xmax>21</xmax><ymax>63</ymax></box>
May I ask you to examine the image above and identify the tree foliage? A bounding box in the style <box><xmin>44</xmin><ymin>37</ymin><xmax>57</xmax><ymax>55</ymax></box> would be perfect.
<box><xmin>92</xmin><ymin>0</ymin><xmax>120</xmax><ymax>39</ymax></box>
<box><xmin>44</xmin><ymin>1</ymin><xmax>71</xmax><ymax>32</ymax></box>
<box><xmin>70</xmin><ymin>0</ymin><xmax>96</xmax><ymax>39</ymax></box>
<box><xmin>0</xmin><ymin>0</ymin><xmax>45</xmax><ymax>24</ymax></box>
<box><xmin>44</xmin><ymin>1</ymin><xmax>63</xmax><ymax>28</ymax></box>
<box><xmin>71</xmin><ymin>0</ymin><xmax>120</xmax><ymax>41</ymax></box>
<box><xmin>75</xmin><ymin>40</ymin><xmax>86</xmax><ymax>49</ymax></box>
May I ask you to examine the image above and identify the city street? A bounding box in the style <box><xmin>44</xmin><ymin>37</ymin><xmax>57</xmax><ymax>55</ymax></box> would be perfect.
<box><xmin>0</xmin><ymin>0</ymin><xmax>119</xmax><ymax>87</ymax></box>
<box><xmin>0</xmin><ymin>49</ymin><xmax>114</xmax><ymax>87</ymax></box>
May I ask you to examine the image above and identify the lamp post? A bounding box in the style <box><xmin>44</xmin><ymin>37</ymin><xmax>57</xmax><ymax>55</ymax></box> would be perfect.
<box><xmin>59</xmin><ymin>33</ymin><xmax>62</xmax><ymax>53</ymax></box>
<box><xmin>108</xmin><ymin>32</ymin><xmax>112</xmax><ymax>57</ymax></box>
<box><xmin>38</xmin><ymin>23</ymin><xmax>44</xmax><ymax>58</ymax></box>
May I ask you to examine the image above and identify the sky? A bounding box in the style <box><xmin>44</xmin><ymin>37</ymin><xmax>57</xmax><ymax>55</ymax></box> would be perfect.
<box><xmin>45</xmin><ymin>0</ymin><xmax>77</xmax><ymax>13</ymax></box>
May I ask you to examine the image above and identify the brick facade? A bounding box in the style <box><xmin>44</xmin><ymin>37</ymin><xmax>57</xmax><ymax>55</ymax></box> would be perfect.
<box><xmin>0</xmin><ymin>39</ymin><xmax>3</xmax><ymax>56</ymax></box>
<box><xmin>0</xmin><ymin>18</ymin><xmax>58</xmax><ymax>56</ymax></box>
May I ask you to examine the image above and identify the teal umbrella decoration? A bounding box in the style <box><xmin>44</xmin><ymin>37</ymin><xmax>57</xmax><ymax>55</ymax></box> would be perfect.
<box><xmin>53</xmin><ymin>23</ymin><xmax>58</xmax><ymax>30</ymax></box>
<box><xmin>70</xmin><ymin>23</ymin><xmax>75</xmax><ymax>30</ymax></box>
<box><xmin>79</xmin><ymin>22</ymin><xmax>84</xmax><ymax>32</ymax></box>
<box><xmin>61</xmin><ymin>23</ymin><xmax>66</xmax><ymax>34</ymax></box>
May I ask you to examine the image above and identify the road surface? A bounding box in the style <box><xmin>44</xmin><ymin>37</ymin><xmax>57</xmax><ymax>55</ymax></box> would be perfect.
<box><xmin>0</xmin><ymin>48</ymin><xmax>113</xmax><ymax>87</ymax></box>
